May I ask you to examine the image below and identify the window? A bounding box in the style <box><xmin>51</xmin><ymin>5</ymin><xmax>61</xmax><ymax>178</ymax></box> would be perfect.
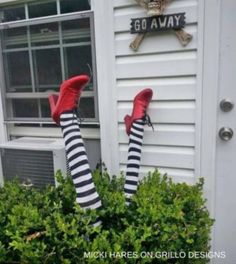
<box><xmin>0</xmin><ymin>0</ymin><xmax>98</xmax><ymax>125</ymax></box>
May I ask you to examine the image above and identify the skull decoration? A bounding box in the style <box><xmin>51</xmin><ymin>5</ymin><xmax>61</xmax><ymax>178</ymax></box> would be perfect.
<box><xmin>132</xmin><ymin>0</ymin><xmax>192</xmax><ymax>51</ymax></box>
<box><xmin>135</xmin><ymin>0</ymin><xmax>167</xmax><ymax>16</ymax></box>
<box><xmin>147</xmin><ymin>0</ymin><xmax>165</xmax><ymax>16</ymax></box>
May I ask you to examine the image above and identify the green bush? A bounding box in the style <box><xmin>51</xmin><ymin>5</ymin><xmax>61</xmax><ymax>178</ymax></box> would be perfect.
<box><xmin>0</xmin><ymin>170</ymin><xmax>214</xmax><ymax>264</ymax></box>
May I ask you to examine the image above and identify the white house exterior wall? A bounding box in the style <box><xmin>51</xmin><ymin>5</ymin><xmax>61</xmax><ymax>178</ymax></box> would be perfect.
<box><xmin>0</xmin><ymin>0</ymin><xmax>202</xmax><ymax>182</ymax></box>
<box><xmin>113</xmin><ymin>0</ymin><xmax>200</xmax><ymax>183</ymax></box>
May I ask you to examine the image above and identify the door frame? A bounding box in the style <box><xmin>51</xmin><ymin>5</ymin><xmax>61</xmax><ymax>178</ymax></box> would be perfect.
<box><xmin>200</xmin><ymin>0</ymin><xmax>221</xmax><ymax>248</ymax></box>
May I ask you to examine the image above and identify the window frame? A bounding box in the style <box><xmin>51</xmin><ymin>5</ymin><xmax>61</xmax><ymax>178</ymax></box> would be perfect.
<box><xmin>0</xmin><ymin>7</ymin><xmax>99</xmax><ymax>125</ymax></box>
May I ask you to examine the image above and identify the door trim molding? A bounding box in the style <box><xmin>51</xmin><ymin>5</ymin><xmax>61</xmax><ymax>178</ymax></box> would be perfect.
<box><xmin>195</xmin><ymin>0</ymin><xmax>205</xmax><ymax>180</ymax></box>
<box><xmin>200</xmin><ymin>0</ymin><xmax>221</xmax><ymax>246</ymax></box>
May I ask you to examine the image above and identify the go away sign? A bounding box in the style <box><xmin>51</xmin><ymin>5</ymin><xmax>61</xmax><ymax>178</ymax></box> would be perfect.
<box><xmin>130</xmin><ymin>13</ymin><xmax>186</xmax><ymax>34</ymax></box>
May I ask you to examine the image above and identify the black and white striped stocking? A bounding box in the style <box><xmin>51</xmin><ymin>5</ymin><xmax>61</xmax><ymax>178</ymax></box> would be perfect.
<box><xmin>60</xmin><ymin>111</ymin><xmax>102</xmax><ymax>226</ymax></box>
<box><xmin>124</xmin><ymin>119</ymin><xmax>145</xmax><ymax>204</ymax></box>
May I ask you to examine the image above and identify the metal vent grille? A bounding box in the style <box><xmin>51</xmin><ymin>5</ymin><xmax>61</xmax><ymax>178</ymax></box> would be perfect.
<box><xmin>1</xmin><ymin>149</ymin><xmax>55</xmax><ymax>188</ymax></box>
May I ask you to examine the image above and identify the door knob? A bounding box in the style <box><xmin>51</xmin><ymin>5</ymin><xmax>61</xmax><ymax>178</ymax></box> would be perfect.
<box><xmin>219</xmin><ymin>127</ymin><xmax>234</xmax><ymax>141</ymax></box>
<box><xmin>220</xmin><ymin>99</ymin><xmax>234</xmax><ymax>112</ymax></box>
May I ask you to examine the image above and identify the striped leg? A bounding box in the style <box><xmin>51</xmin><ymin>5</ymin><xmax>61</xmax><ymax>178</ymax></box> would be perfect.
<box><xmin>60</xmin><ymin>111</ymin><xmax>102</xmax><ymax>226</ymax></box>
<box><xmin>124</xmin><ymin>119</ymin><xmax>144</xmax><ymax>204</ymax></box>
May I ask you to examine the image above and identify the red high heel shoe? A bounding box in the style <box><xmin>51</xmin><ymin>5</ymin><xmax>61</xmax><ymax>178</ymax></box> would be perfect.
<box><xmin>124</xmin><ymin>88</ymin><xmax>153</xmax><ymax>135</ymax></box>
<box><xmin>48</xmin><ymin>75</ymin><xmax>89</xmax><ymax>125</ymax></box>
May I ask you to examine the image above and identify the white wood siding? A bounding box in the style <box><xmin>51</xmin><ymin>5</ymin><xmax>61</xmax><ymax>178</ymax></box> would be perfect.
<box><xmin>113</xmin><ymin>0</ymin><xmax>199</xmax><ymax>182</ymax></box>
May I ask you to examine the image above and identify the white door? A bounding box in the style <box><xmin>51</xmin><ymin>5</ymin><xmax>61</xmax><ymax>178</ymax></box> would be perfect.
<box><xmin>214</xmin><ymin>0</ymin><xmax>236</xmax><ymax>262</ymax></box>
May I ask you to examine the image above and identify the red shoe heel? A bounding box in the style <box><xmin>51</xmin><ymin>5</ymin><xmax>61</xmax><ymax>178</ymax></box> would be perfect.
<box><xmin>48</xmin><ymin>94</ymin><xmax>58</xmax><ymax>114</ymax></box>
<box><xmin>48</xmin><ymin>75</ymin><xmax>89</xmax><ymax>125</ymax></box>
<box><xmin>124</xmin><ymin>115</ymin><xmax>131</xmax><ymax>135</ymax></box>
<box><xmin>124</xmin><ymin>88</ymin><xmax>153</xmax><ymax>135</ymax></box>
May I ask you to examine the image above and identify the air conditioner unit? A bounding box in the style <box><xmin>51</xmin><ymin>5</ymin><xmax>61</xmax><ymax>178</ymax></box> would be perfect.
<box><xmin>0</xmin><ymin>137</ymin><xmax>67</xmax><ymax>188</ymax></box>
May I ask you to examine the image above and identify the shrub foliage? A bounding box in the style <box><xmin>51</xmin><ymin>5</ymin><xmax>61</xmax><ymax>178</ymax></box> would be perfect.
<box><xmin>0</xmin><ymin>170</ymin><xmax>214</xmax><ymax>263</ymax></box>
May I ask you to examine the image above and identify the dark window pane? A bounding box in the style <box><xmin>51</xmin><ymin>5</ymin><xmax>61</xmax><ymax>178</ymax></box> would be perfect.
<box><xmin>33</xmin><ymin>48</ymin><xmax>62</xmax><ymax>90</ymax></box>
<box><xmin>14</xmin><ymin>124</ymin><xmax>40</xmax><ymax>127</ymax></box>
<box><xmin>2</xmin><ymin>27</ymin><xmax>27</xmax><ymax>49</ymax></box>
<box><xmin>2</xmin><ymin>6</ymin><xmax>25</xmax><ymax>22</ymax></box>
<box><xmin>60</xmin><ymin>0</ymin><xmax>90</xmax><ymax>13</ymax></box>
<box><xmin>28</xmin><ymin>1</ymin><xmax>57</xmax><ymax>18</ymax></box>
<box><xmin>41</xmin><ymin>99</ymin><xmax>51</xmax><ymax>118</ymax></box>
<box><xmin>62</xmin><ymin>18</ymin><xmax>91</xmax><ymax>44</ymax></box>
<box><xmin>12</xmin><ymin>99</ymin><xmax>39</xmax><ymax>118</ymax></box>
<box><xmin>78</xmin><ymin>97</ymin><xmax>95</xmax><ymax>118</ymax></box>
<box><xmin>42</xmin><ymin>124</ymin><xmax>57</xmax><ymax>128</ymax></box>
<box><xmin>65</xmin><ymin>45</ymin><xmax>93</xmax><ymax>90</ymax></box>
<box><xmin>5</xmin><ymin>51</ymin><xmax>32</xmax><ymax>91</ymax></box>
<box><xmin>30</xmin><ymin>23</ymin><xmax>59</xmax><ymax>46</ymax></box>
